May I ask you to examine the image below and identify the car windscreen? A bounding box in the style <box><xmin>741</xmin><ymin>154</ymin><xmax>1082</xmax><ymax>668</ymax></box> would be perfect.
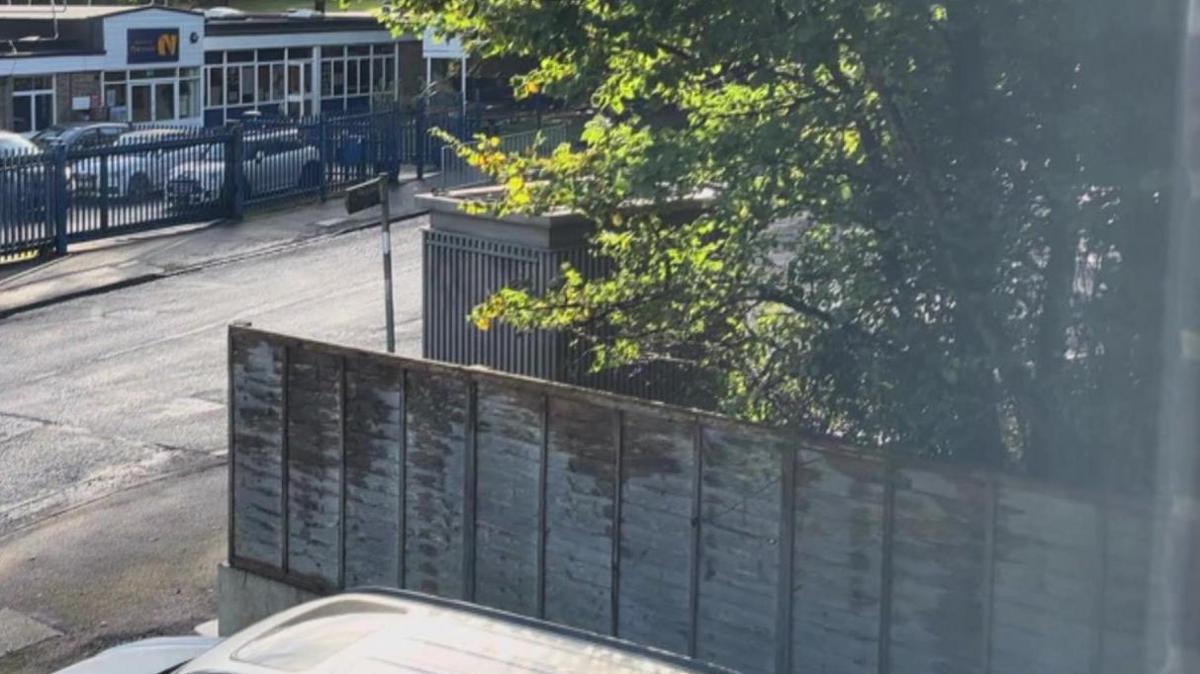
<box><xmin>30</xmin><ymin>127</ymin><xmax>67</xmax><ymax>145</ymax></box>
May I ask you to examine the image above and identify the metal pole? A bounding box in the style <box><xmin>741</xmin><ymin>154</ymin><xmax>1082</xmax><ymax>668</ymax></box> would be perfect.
<box><xmin>52</xmin><ymin>143</ymin><xmax>68</xmax><ymax>255</ymax></box>
<box><xmin>379</xmin><ymin>173</ymin><xmax>396</xmax><ymax>353</ymax></box>
<box><xmin>460</xmin><ymin>56</ymin><xmax>467</xmax><ymax>118</ymax></box>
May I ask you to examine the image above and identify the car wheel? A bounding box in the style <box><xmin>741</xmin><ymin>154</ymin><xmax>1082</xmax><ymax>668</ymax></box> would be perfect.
<box><xmin>127</xmin><ymin>174</ymin><xmax>152</xmax><ymax>202</ymax></box>
<box><xmin>298</xmin><ymin>162</ymin><xmax>321</xmax><ymax>190</ymax></box>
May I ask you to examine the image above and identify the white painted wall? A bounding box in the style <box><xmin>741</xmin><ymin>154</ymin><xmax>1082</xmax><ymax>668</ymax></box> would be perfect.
<box><xmin>0</xmin><ymin>8</ymin><xmax>205</xmax><ymax>76</ymax></box>
<box><xmin>103</xmin><ymin>9</ymin><xmax>205</xmax><ymax>70</ymax></box>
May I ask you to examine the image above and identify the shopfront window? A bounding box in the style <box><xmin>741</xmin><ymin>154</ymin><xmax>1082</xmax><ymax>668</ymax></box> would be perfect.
<box><xmin>257</xmin><ymin>64</ymin><xmax>271</xmax><ymax>105</ymax></box>
<box><xmin>208</xmin><ymin>67</ymin><xmax>224</xmax><ymax>107</ymax></box>
<box><xmin>102</xmin><ymin>68</ymin><xmax>202</xmax><ymax>123</ymax></box>
<box><xmin>180</xmin><ymin>77</ymin><xmax>200</xmax><ymax>119</ymax></box>
<box><xmin>319</xmin><ymin>42</ymin><xmax>398</xmax><ymax>113</ymax></box>
<box><xmin>154</xmin><ymin>82</ymin><xmax>175</xmax><ymax>121</ymax></box>
<box><xmin>333</xmin><ymin>60</ymin><xmax>345</xmax><ymax>96</ymax></box>
<box><xmin>131</xmin><ymin>83</ymin><xmax>152</xmax><ymax>123</ymax></box>
<box><xmin>203</xmin><ymin>47</ymin><xmax>326</xmax><ymax>122</ymax></box>
<box><xmin>225</xmin><ymin>66</ymin><xmax>240</xmax><ymax>105</ymax></box>
<box><xmin>240</xmin><ymin>65</ymin><xmax>255</xmax><ymax>105</ymax></box>
<box><xmin>271</xmin><ymin>63</ymin><xmax>285</xmax><ymax>103</ymax></box>
<box><xmin>11</xmin><ymin>76</ymin><xmax>54</xmax><ymax>133</ymax></box>
<box><xmin>200</xmin><ymin>41</ymin><xmax>397</xmax><ymax>122</ymax></box>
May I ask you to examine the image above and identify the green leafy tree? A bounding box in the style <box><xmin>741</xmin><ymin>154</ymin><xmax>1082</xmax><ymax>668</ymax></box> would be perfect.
<box><xmin>385</xmin><ymin>0</ymin><xmax>1182</xmax><ymax>485</ymax></box>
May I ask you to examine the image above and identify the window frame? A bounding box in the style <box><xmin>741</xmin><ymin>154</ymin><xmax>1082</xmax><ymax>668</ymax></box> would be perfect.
<box><xmin>11</xmin><ymin>75</ymin><xmax>55</xmax><ymax>134</ymax></box>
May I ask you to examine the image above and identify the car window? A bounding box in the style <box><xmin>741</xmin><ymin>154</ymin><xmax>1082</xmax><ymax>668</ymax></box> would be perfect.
<box><xmin>76</xmin><ymin>130</ymin><xmax>104</xmax><ymax>149</ymax></box>
<box><xmin>30</xmin><ymin>126</ymin><xmax>66</xmax><ymax>146</ymax></box>
<box><xmin>97</xmin><ymin>128</ymin><xmax>124</xmax><ymax>146</ymax></box>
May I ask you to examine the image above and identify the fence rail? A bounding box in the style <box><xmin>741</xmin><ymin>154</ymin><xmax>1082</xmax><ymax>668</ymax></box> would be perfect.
<box><xmin>438</xmin><ymin>123</ymin><xmax>574</xmax><ymax>190</ymax></box>
<box><xmin>228</xmin><ymin>324</ymin><xmax>1169</xmax><ymax>674</ymax></box>
<box><xmin>0</xmin><ymin>107</ymin><xmax>478</xmax><ymax>257</ymax></box>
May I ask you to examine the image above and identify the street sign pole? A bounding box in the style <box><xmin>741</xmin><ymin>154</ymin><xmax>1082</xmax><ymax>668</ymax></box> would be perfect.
<box><xmin>345</xmin><ymin>174</ymin><xmax>395</xmax><ymax>353</ymax></box>
<box><xmin>378</xmin><ymin>173</ymin><xmax>396</xmax><ymax>353</ymax></box>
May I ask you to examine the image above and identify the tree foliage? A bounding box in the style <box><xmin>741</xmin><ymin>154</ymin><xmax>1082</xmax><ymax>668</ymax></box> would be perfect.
<box><xmin>384</xmin><ymin>0</ymin><xmax>1183</xmax><ymax>486</ymax></box>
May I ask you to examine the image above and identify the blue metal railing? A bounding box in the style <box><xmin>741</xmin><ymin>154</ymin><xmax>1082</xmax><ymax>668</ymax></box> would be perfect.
<box><xmin>0</xmin><ymin>106</ymin><xmax>481</xmax><ymax>257</ymax></box>
<box><xmin>0</xmin><ymin>147</ymin><xmax>56</xmax><ymax>256</ymax></box>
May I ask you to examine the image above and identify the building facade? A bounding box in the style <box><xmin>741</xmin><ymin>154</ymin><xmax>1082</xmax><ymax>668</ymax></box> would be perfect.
<box><xmin>0</xmin><ymin>5</ymin><xmax>420</xmax><ymax>133</ymax></box>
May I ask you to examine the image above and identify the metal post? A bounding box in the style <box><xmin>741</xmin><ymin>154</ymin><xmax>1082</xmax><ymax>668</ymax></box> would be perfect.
<box><xmin>460</xmin><ymin>56</ymin><xmax>467</xmax><ymax>119</ymax></box>
<box><xmin>52</xmin><ymin>143</ymin><xmax>68</xmax><ymax>255</ymax></box>
<box><xmin>227</xmin><ymin>124</ymin><xmax>245</xmax><ymax>221</ymax></box>
<box><xmin>415</xmin><ymin>99</ymin><xmax>426</xmax><ymax>181</ymax></box>
<box><xmin>379</xmin><ymin>173</ymin><xmax>396</xmax><ymax>353</ymax></box>
<box><xmin>318</xmin><ymin>116</ymin><xmax>329</xmax><ymax>203</ymax></box>
<box><xmin>388</xmin><ymin>107</ymin><xmax>399</xmax><ymax>180</ymax></box>
<box><xmin>98</xmin><ymin>151</ymin><xmax>110</xmax><ymax>233</ymax></box>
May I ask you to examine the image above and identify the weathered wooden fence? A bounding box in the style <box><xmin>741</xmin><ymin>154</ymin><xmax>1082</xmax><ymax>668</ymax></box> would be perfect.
<box><xmin>227</xmin><ymin>325</ymin><xmax>1167</xmax><ymax>674</ymax></box>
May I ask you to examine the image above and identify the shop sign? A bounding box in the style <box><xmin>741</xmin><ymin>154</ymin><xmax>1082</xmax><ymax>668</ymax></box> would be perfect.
<box><xmin>128</xmin><ymin>28</ymin><xmax>180</xmax><ymax>64</ymax></box>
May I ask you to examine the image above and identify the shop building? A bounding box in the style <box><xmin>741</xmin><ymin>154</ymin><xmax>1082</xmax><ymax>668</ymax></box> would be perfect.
<box><xmin>0</xmin><ymin>4</ymin><xmax>421</xmax><ymax>133</ymax></box>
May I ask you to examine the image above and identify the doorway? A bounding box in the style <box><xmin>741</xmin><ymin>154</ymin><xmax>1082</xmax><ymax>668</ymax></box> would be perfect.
<box><xmin>128</xmin><ymin>78</ymin><xmax>178</xmax><ymax>122</ymax></box>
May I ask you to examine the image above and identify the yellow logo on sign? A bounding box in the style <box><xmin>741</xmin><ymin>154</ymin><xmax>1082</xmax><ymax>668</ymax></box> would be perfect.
<box><xmin>156</xmin><ymin>33</ymin><xmax>178</xmax><ymax>57</ymax></box>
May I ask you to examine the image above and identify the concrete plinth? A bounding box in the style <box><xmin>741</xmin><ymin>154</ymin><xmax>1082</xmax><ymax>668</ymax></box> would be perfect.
<box><xmin>216</xmin><ymin>564</ymin><xmax>320</xmax><ymax>637</ymax></box>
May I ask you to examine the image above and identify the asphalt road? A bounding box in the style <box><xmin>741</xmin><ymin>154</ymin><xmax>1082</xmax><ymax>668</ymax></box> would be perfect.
<box><xmin>0</xmin><ymin>218</ymin><xmax>426</xmax><ymax>535</ymax></box>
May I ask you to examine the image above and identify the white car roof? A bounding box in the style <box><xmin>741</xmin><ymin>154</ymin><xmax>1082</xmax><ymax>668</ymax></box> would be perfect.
<box><xmin>180</xmin><ymin>591</ymin><xmax>732</xmax><ymax>674</ymax></box>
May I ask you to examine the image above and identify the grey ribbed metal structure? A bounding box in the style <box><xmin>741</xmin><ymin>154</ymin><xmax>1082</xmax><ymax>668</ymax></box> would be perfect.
<box><xmin>419</xmin><ymin>188</ymin><xmax>688</xmax><ymax>402</ymax></box>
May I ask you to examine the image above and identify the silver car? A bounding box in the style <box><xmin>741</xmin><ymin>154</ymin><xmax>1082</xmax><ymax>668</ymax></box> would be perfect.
<box><xmin>55</xmin><ymin>590</ymin><xmax>734</xmax><ymax>674</ymax></box>
<box><xmin>167</xmin><ymin>129</ymin><xmax>321</xmax><ymax>207</ymax></box>
<box><xmin>72</xmin><ymin>128</ymin><xmax>200</xmax><ymax>201</ymax></box>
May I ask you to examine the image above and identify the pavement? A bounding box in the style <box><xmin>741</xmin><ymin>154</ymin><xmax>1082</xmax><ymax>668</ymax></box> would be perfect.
<box><xmin>0</xmin><ymin>466</ymin><xmax>225</xmax><ymax>674</ymax></box>
<box><xmin>0</xmin><ymin>185</ymin><xmax>432</xmax><ymax>671</ymax></box>
<box><xmin>0</xmin><ymin>176</ymin><xmax>433</xmax><ymax>318</ymax></box>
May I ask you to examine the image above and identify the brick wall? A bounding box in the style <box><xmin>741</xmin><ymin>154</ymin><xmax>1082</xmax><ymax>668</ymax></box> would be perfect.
<box><xmin>55</xmin><ymin>72</ymin><xmax>102</xmax><ymax>124</ymax></box>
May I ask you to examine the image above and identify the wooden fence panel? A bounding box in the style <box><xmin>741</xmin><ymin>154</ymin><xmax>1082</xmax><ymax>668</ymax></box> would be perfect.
<box><xmin>230</xmin><ymin>336</ymin><xmax>286</xmax><ymax>570</ymax></box>
<box><xmin>226</xmin><ymin>327</ymin><xmax>1167</xmax><ymax>674</ymax></box>
<box><xmin>696</xmin><ymin>424</ymin><xmax>783</xmax><ymax>674</ymax></box>
<box><xmin>990</xmin><ymin>486</ymin><xmax>1098</xmax><ymax>674</ymax></box>
<box><xmin>888</xmin><ymin>467</ymin><xmax>989</xmax><ymax>674</ymax></box>
<box><xmin>404</xmin><ymin>369</ymin><xmax>469</xmax><ymax>598</ymax></box>
<box><xmin>342</xmin><ymin>360</ymin><xmax>405</xmax><ymax>588</ymax></box>
<box><xmin>473</xmin><ymin>381</ymin><xmax>544</xmax><ymax>616</ymax></box>
<box><xmin>284</xmin><ymin>347</ymin><xmax>343</xmax><ymax>587</ymax></box>
<box><xmin>543</xmin><ymin>396</ymin><xmax>618</xmax><ymax>634</ymax></box>
<box><xmin>618</xmin><ymin>411</ymin><xmax>697</xmax><ymax>655</ymax></box>
<box><xmin>789</xmin><ymin>448</ymin><xmax>886</xmax><ymax>674</ymax></box>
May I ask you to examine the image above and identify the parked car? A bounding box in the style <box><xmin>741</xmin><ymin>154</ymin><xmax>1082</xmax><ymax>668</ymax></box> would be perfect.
<box><xmin>54</xmin><ymin>589</ymin><xmax>734</xmax><ymax>674</ymax></box>
<box><xmin>72</xmin><ymin>128</ymin><xmax>199</xmax><ymax>201</ymax></box>
<box><xmin>167</xmin><ymin>129</ymin><xmax>321</xmax><ymax>208</ymax></box>
<box><xmin>32</xmin><ymin>122</ymin><xmax>130</xmax><ymax>152</ymax></box>
<box><xmin>0</xmin><ymin>131</ymin><xmax>49</xmax><ymax>227</ymax></box>
<box><xmin>31</xmin><ymin>123</ymin><xmax>130</xmax><ymax>200</ymax></box>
